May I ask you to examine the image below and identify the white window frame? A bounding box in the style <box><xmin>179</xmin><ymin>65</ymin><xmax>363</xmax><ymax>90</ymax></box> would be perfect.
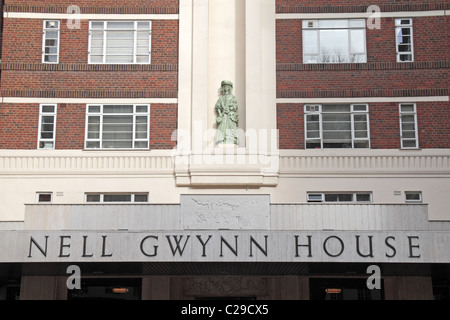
<box><xmin>405</xmin><ymin>191</ymin><xmax>422</xmax><ymax>203</ymax></box>
<box><xmin>395</xmin><ymin>18</ymin><xmax>414</xmax><ymax>62</ymax></box>
<box><xmin>88</xmin><ymin>21</ymin><xmax>152</xmax><ymax>64</ymax></box>
<box><xmin>38</xmin><ymin>104</ymin><xmax>57</xmax><ymax>149</ymax></box>
<box><xmin>85</xmin><ymin>104</ymin><xmax>150</xmax><ymax>150</ymax></box>
<box><xmin>399</xmin><ymin>103</ymin><xmax>419</xmax><ymax>149</ymax></box>
<box><xmin>307</xmin><ymin>192</ymin><xmax>372</xmax><ymax>203</ymax></box>
<box><xmin>42</xmin><ymin>20</ymin><xmax>60</xmax><ymax>64</ymax></box>
<box><xmin>304</xmin><ymin>104</ymin><xmax>370</xmax><ymax>149</ymax></box>
<box><xmin>85</xmin><ymin>193</ymin><xmax>149</xmax><ymax>203</ymax></box>
<box><xmin>302</xmin><ymin>19</ymin><xmax>367</xmax><ymax>64</ymax></box>
<box><xmin>36</xmin><ymin>192</ymin><xmax>53</xmax><ymax>203</ymax></box>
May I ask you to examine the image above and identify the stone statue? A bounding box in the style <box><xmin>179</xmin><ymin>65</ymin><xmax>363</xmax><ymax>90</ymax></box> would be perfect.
<box><xmin>215</xmin><ymin>80</ymin><xmax>238</xmax><ymax>145</ymax></box>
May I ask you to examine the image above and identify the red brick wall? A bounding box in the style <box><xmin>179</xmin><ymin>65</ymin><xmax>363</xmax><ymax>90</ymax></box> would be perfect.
<box><xmin>0</xmin><ymin>103</ymin><xmax>39</xmax><ymax>149</ymax></box>
<box><xmin>0</xmin><ymin>103</ymin><xmax>178</xmax><ymax>150</ymax></box>
<box><xmin>277</xmin><ymin>103</ymin><xmax>304</xmax><ymax>150</ymax></box>
<box><xmin>1</xmin><ymin>19</ymin><xmax>179</xmax><ymax>98</ymax></box>
<box><xmin>417</xmin><ymin>101</ymin><xmax>450</xmax><ymax>149</ymax></box>
<box><xmin>2</xmin><ymin>19</ymin><xmax>178</xmax><ymax>65</ymax></box>
<box><xmin>150</xmin><ymin>104</ymin><xmax>178</xmax><ymax>149</ymax></box>
<box><xmin>0</xmin><ymin>3</ymin><xmax>179</xmax><ymax>150</ymax></box>
<box><xmin>277</xmin><ymin>102</ymin><xmax>450</xmax><ymax>150</ymax></box>
<box><xmin>276</xmin><ymin>4</ymin><xmax>449</xmax><ymax>150</ymax></box>
<box><xmin>276</xmin><ymin>16</ymin><xmax>448</xmax><ymax>97</ymax></box>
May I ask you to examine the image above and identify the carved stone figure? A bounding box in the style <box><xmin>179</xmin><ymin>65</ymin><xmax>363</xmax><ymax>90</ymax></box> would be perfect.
<box><xmin>215</xmin><ymin>80</ymin><xmax>238</xmax><ymax>145</ymax></box>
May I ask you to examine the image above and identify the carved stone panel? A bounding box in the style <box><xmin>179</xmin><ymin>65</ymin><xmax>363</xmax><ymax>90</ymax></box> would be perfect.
<box><xmin>182</xmin><ymin>276</ymin><xmax>268</xmax><ymax>298</ymax></box>
<box><xmin>181</xmin><ymin>195</ymin><xmax>270</xmax><ymax>230</ymax></box>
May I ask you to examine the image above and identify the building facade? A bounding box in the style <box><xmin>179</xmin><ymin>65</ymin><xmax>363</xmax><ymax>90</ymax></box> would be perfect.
<box><xmin>0</xmin><ymin>0</ymin><xmax>449</xmax><ymax>300</ymax></box>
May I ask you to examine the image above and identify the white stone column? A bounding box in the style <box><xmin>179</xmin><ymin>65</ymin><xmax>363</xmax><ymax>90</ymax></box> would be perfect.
<box><xmin>208</xmin><ymin>0</ymin><xmax>246</xmax><ymax>145</ymax></box>
<box><xmin>175</xmin><ymin>0</ymin><xmax>278</xmax><ymax>187</ymax></box>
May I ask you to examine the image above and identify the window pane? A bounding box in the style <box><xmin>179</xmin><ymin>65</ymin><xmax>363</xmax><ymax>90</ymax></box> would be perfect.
<box><xmin>135</xmin><ymin>116</ymin><xmax>148</xmax><ymax>139</ymax></box>
<box><xmin>44</xmin><ymin>55</ymin><xmax>58</xmax><ymax>63</ymax></box>
<box><xmin>323</xmin><ymin>105</ymin><xmax>350</xmax><ymax>113</ymax></box>
<box><xmin>45</xmin><ymin>21</ymin><xmax>59</xmax><ymax>29</ymax></box>
<box><xmin>91</xmin><ymin>39</ymin><xmax>104</xmax><ymax>48</ymax></box>
<box><xmin>45</xmin><ymin>39</ymin><xmax>58</xmax><ymax>47</ymax></box>
<box><xmin>134</xmin><ymin>141</ymin><xmax>148</xmax><ymax>148</ymax></box>
<box><xmin>42</xmin><ymin>105</ymin><xmax>55</xmax><ymax>113</ymax></box>
<box><xmin>134</xmin><ymin>194</ymin><xmax>148</xmax><ymax>202</ymax></box>
<box><xmin>305</xmin><ymin>104</ymin><xmax>369</xmax><ymax>149</ymax></box>
<box><xmin>354</xmin><ymin>141</ymin><xmax>370</xmax><ymax>148</ymax></box>
<box><xmin>319</xmin><ymin>30</ymin><xmax>349</xmax><ymax>62</ymax></box>
<box><xmin>303</xmin><ymin>30</ymin><xmax>319</xmax><ymax>55</ymax></box>
<box><xmin>352</xmin><ymin>104</ymin><xmax>368</xmax><ymax>112</ymax></box>
<box><xmin>106</xmin><ymin>55</ymin><xmax>134</xmax><ymax>63</ymax></box>
<box><xmin>136</xmin><ymin>55</ymin><xmax>150</xmax><ymax>63</ymax></box>
<box><xmin>38</xmin><ymin>194</ymin><xmax>52</xmax><ymax>202</ymax></box>
<box><xmin>103</xmin><ymin>105</ymin><xmax>133</xmax><ymax>113</ymax></box>
<box><xmin>41</xmin><ymin>116</ymin><xmax>55</xmax><ymax>124</ymax></box>
<box><xmin>136</xmin><ymin>105</ymin><xmax>148</xmax><ymax>113</ymax></box>
<box><xmin>40</xmin><ymin>141</ymin><xmax>54</xmax><ymax>149</ymax></box>
<box><xmin>398</xmin><ymin>44</ymin><xmax>411</xmax><ymax>52</ymax></box>
<box><xmin>402</xmin><ymin>123</ymin><xmax>415</xmax><ymax>131</ymax></box>
<box><xmin>86</xmin><ymin>194</ymin><xmax>101</xmax><ymax>202</ymax></box>
<box><xmin>319</xmin><ymin>20</ymin><xmax>348</xmax><ymax>29</ymax></box>
<box><xmin>41</xmin><ymin>132</ymin><xmax>54</xmax><ymax>139</ymax></box>
<box><xmin>324</xmin><ymin>194</ymin><xmax>338</xmax><ymax>202</ymax></box>
<box><xmin>107</xmin><ymin>31</ymin><xmax>134</xmax><ymax>40</ymax></box>
<box><xmin>306</xmin><ymin>140</ymin><xmax>321</xmax><ymax>149</ymax></box>
<box><xmin>137</xmin><ymin>21</ymin><xmax>151</xmax><ymax>29</ymax></box>
<box><xmin>86</xmin><ymin>141</ymin><xmax>100</xmax><ymax>148</ymax></box>
<box><xmin>102</xmin><ymin>140</ymin><xmax>133</xmax><ymax>149</ymax></box>
<box><xmin>306</xmin><ymin>114</ymin><xmax>320</xmax><ymax>139</ymax></box>
<box><xmin>303</xmin><ymin>19</ymin><xmax>366</xmax><ymax>64</ymax></box>
<box><xmin>323</xmin><ymin>113</ymin><xmax>351</xmax><ymax>122</ymax></box>
<box><xmin>350</xmin><ymin>30</ymin><xmax>365</xmax><ymax>54</ymax></box>
<box><xmin>90</xmin><ymin>56</ymin><xmax>103</xmax><ymax>63</ymax></box>
<box><xmin>401</xmin><ymin>115</ymin><xmax>415</xmax><ymax>123</ymax></box>
<box><xmin>349</xmin><ymin>19</ymin><xmax>365</xmax><ymax>28</ymax></box>
<box><xmin>406</xmin><ymin>192</ymin><xmax>421</xmax><ymax>201</ymax></box>
<box><xmin>87</xmin><ymin>116</ymin><xmax>100</xmax><ymax>139</ymax></box>
<box><xmin>45</xmin><ymin>31</ymin><xmax>59</xmax><ymax>39</ymax></box>
<box><xmin>45</xmin><ymin>47</ymin><xmax>58</xmax><ymax>54</ymax></box>
<box><xmin>107</xmin><ymin>21</ymin><xmax>134</xmax><ymax>29</ymax></box>
<box><xmin>136</xmin><ymin>47</ymin><xmax>149</xmax><ymax>55</ymax></box>
<box><xmin>103</xmin><ymin>194</ymin><xmax>132</xmax><ymax>202</ymax></box>
<box><xmin>308</xmin><ymin>194</ymin><xmax>323</xmax><ymax>202</ymax></box>
<box><xmin>400</xmin><ymin>104</ymin><xmax>415</xmax><ymax>112</ymax></box>
<box><xmin>399</xmin><ymin>54</ymin><xmax>413</xmax><ymax>62</ymax></box>
<box><xmin>91</xmin><ymin>21</ymin><xmax>104</xmax><ymax>29</ymax></box>
<box><xmin>356</xmin><ymin>194</ymin><xmax>371</xmax><ymax>202</ymax></box>
<box><xmin>88</xmin><ymin>105</ymin><xmax>101</xmax><ymax>113</ymax></box>
<box><xmin>402</xmin><ymin>140</ymin><xmax>417</xmax><ymax>148</ymax></box>
<box><xmin>86</xmin><ymin>105</ymin><xmax>149</xmax><ymax>149</ymax></box>
<box><xmin>338</xmin><ymin>194</ymin><xmax>353</xmax><ymax>202</ymax></box>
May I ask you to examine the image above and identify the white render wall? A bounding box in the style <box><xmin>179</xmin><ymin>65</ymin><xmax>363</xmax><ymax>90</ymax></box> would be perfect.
<box><xmin>0</xmin><ymin>149</ymin><xmax>449</xmax><ymax>221</ymax></box>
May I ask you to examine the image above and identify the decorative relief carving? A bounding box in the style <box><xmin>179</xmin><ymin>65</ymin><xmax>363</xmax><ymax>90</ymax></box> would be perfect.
<box><xmin>183</xmin><ymin>276</ymin><xmax>268</xmax><ymax>297</ymax></box>
<box><xmin>181</xmin><ymin>195</ymin><xmax>270</xmax><ymax>230</ymax></box>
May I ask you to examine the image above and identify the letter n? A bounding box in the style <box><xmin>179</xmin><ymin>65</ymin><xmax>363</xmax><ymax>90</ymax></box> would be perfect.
<box><xmin>28</xmin><ymin>236</ymin><xmax>49</xmax><ymax>258</ymax></box>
